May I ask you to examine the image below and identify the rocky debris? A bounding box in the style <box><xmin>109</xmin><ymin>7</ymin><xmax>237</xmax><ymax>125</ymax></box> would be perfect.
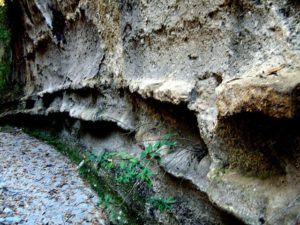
<box><xmin>0</xmin><ymin>129</ymin><xmax>107</xmax><ymax>225</ymax></box>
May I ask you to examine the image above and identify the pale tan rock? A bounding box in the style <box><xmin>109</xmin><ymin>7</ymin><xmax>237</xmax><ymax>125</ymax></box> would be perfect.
<box><xmin>128</xmin><ymin>79</ymin><xmax>194</xmax><ymax>104</ymax></box>
<box><xmin>216</xmin><ymin>68</ymin><xmax>300</xmax><ymax>118</ymax></box>
<box><xmin>2</xmin><ymin>0</ymin><xmax>300</xmax><ymax>224</ymax></box>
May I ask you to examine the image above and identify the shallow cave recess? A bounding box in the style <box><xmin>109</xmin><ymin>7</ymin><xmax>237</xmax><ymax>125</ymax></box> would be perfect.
<box><xmin>217</xmin><ymin>111</ymin><xmax>300</xmax><ymax>178</ymax></box>
<box><xmin>0</xmin><ymin>107</ymin><xmax>244</xmax><ymax>225</ymax></box>
<box><xmin>129</xmin><ymin>93</ymin><xmax>210</xmax><ymax>163</ymax></box>
<box><xmin>21</xmin><ymin>87</ymin><xmax>211</xmax><ymax>165</ymax></box>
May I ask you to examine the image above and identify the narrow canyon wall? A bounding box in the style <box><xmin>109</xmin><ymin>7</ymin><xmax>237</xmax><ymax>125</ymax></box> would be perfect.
<box><xmin>1</xmin><ymin>0</ymin><xmax>300</xmax><ymax>224</ymax></box>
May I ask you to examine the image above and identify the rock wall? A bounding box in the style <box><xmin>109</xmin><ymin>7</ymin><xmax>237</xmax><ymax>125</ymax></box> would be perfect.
<box><xmin>2</xmin><ymin>0</ymin><xmax>300</xmax><ymax>224</ymax></box>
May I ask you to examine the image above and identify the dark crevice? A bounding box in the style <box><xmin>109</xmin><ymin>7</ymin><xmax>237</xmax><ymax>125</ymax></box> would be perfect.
<box><xmin>79</xmin><ymin>120</ymin><xmax>127</xmax><ymax>139</ymax></box>
<box><xmin>68</xmin><ymin>87</ymin><xmax>102</xmax><ymax>99</ymax></box>
<box><xmin>192</xmin><ymin>143</ymin><xmax>208</xmax><ymax>162</ymax></box>
<box><xmin>40</xmin><ymin>87</ymin><xmax>103</xmax><ymax>108</ymax></box>
<box><xmin>48</xmin><ymin>5</ymin><xmax>66</xmax><ymax>45</ymax></box>
<box><xmin>218</xmin><ymin>112</ymin><xmax>300</xmax><ymax>177</ymax></box>
<box><xmin>0</xmin><ymin>99</ymin><xmax>19</xmax><ymax>114</ymax></box>
<box><xmin>131</xmin><ymin>92</ymin><xmax>198</xmax><ymax>131</ymax></box>
<box><xmin>0</xmin><ymin>113</ymin><xmax>69</xmax><ymax>132</ymax></box>
<box><xmin>42</xmin><ymin>92</ymin><xmax>63</xmax><ymax>108</ymax></box>
<box><xmin>7</xmin><ymin>0</ymin><xmax>25</xmax><ymax>85</ymax></box>
<box><xmin>35</xmin><ymin>35</ymin><xmax>51</xmax><ymax>54</ymax></box>
<box><xmin>25</xmin><ymin>99</ymin><xmax>35</xmax><ymax>109</ymax></box>
<box><xmin>129</xmin><ymin>92</ymin><xmax>209</xmax><ymax>163</ymax></box>
<box><xmin>22</xmin><ymin>2</ymin><xmax>34</xmax><ymax>25</ymax></box>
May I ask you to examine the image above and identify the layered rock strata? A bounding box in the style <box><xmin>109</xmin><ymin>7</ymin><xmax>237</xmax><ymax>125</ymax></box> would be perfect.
<box><xmin>1</xmin><ymin>0</ymin><xmax>300</xmax><ymax>224</ymax></box>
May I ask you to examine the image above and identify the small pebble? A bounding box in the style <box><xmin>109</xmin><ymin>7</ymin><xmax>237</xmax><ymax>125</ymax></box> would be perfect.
<box><xmin>3</xmin><ymin>207</ymin><xmax>13</xmax><ymax>216</ymax></box>
<box><xmin>0</xmin><ymin>216</ymin><xmax>21</xmax><ymax>224</ymax></box>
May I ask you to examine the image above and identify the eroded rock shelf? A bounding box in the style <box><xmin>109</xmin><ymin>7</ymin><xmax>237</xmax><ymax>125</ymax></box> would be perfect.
<box><xmin>1</xmin><ymin>0</ymin><xmax>300</xmax><ymax>224</ymax></box>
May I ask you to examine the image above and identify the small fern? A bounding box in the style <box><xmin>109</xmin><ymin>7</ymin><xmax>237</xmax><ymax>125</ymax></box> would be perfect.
<box><xmin>148</xmin><ymin>196</ymin><xmax>177</xmax><ymax>213</ymax></box>
<box><xmin>88</xmin><ymin>132</ymin><xmax>178</xmax><ymax>217</ymax></box>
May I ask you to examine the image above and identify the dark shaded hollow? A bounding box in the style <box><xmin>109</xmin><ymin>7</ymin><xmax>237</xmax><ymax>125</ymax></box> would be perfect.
<box><xmin>79</xmin><ymin>119</ymin><xmax>127</xmax><ymax>139</ymax></box>
<box><xmin>130</xmin><ymin>93</ymin><xmax>209</xmax><ymax>162</ymax></box>
<box><xmin>42</xmin><ymin>92</ymin><xmax>62</xmax><ymax>108</ymax></box>
<box><xmin>0</xmin><ymin>113</ymin><xmax>69</xmax><ymax>132</ymax></box>
<box><xmin>164</xmin><ymin>172</ymin><xmax>246</xmax><ymax>225</ymax></box>
<box><xmin>25</xmin><ymin>99</ymin><xmax>35</xmax><ymax>109</ymax></box>
<box><xmin>7</xmin><ymin>0</ymin><xmax>26</xmax><ymax>85</ymax></box>
<box><xmin>218</xmin><ymin>112</ymin><xmax>300</xmax><ymax>176</ymax></box>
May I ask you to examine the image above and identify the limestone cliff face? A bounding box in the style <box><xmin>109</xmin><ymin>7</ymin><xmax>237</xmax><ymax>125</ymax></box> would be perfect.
<box><xmin>2</xmin><ymin>0</ymin><xmax>300</xmax><ymax>224</ymax></box>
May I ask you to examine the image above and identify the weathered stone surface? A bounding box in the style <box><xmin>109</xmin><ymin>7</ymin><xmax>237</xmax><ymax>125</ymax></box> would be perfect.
<box><xmin>128</xmin><ymin>80</ymin><xmax>194</xmax><ymax>104</ymax></box>
<box><xmin>216</xmin><ymin>68</ymin><xmax>300</xmax><ymax>118</ymax></box>
<box><xmin>1</xmin><ymin>0</ymin><xmax>300</xmax><ymax>224</ymax></box>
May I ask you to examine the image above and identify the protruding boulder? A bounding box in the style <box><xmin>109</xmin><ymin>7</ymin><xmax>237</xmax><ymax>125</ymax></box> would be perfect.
<box><xmin>216</xmin><ymin>68</ymin><xmax>300</xmax><ymax>118</ymax></box>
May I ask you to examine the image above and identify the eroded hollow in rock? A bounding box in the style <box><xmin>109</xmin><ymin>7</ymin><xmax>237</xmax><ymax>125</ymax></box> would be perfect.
<box><xmin>218</xmin><ymin>112</ymin><xmax>300</xmax><ymax>178</ymax></box>
<box><xmin>25</xmin><ymin>99</ymin><xmax>35</xmax><ymax>109</ymax></box>
<box><xmin>0</xmin><ymin>111</ymin><xmax>245</xmax><ymax>225</ymax></box>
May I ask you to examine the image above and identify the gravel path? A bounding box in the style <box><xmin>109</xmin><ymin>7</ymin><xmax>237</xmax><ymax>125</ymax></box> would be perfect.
<box><xmin>0</xmin><ymin>129</ymin><xmax>107</xmax><ymax>225</ymax></box>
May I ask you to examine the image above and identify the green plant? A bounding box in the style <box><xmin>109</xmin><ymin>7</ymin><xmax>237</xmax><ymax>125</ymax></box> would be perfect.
<box><xmin>87</xmin><ymin>132</ymin><xmax>178</xmax><ymax>217</ymax></box>
<box><xmin>147</xmin><ymin>196</ymin><xmax>176</xmax><ymax>213</ymax></box>
<box><xmin>88</xmin><ymin>150</ymin><xmax>153</xmax><ymax>187</ymax></box>
<box><xmin>97</xmin><ymin>194</ymin><xmax>128</xmax><ymax>224</ymax></box>
<box><xmin>98</xmin><ymin>194</ymin><xmax>114</xmax><ymax>209</ymax></box>
<box><xmin>141</xmin><ymin>134</ymin><xmax>177</xmax><ymax>163</ymax></box>
<box><xmin>24</xmin><ymin>127</ymin><xmax>178</xmax><ymax>224</ymax></box>
<box><xmin>88</xmin><ymin>132</ymin><xmax>177</xmax><ymax>188</ymax></box>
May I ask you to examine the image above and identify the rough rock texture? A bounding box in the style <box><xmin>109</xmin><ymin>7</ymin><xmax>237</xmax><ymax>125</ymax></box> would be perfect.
<box><xmin>1</xmin><ymin>0</ymin><xmax>300</xmax><ymax>224</ymax></box>
<box><xmin>217</xmin><ymin>68</ymin><xmax>300</xmax><ymax>118</ymax></box>
<box><xmin>0</xmin><ymin>128</ymin><xmax>107</xmax><ymax>225</ymax></box>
